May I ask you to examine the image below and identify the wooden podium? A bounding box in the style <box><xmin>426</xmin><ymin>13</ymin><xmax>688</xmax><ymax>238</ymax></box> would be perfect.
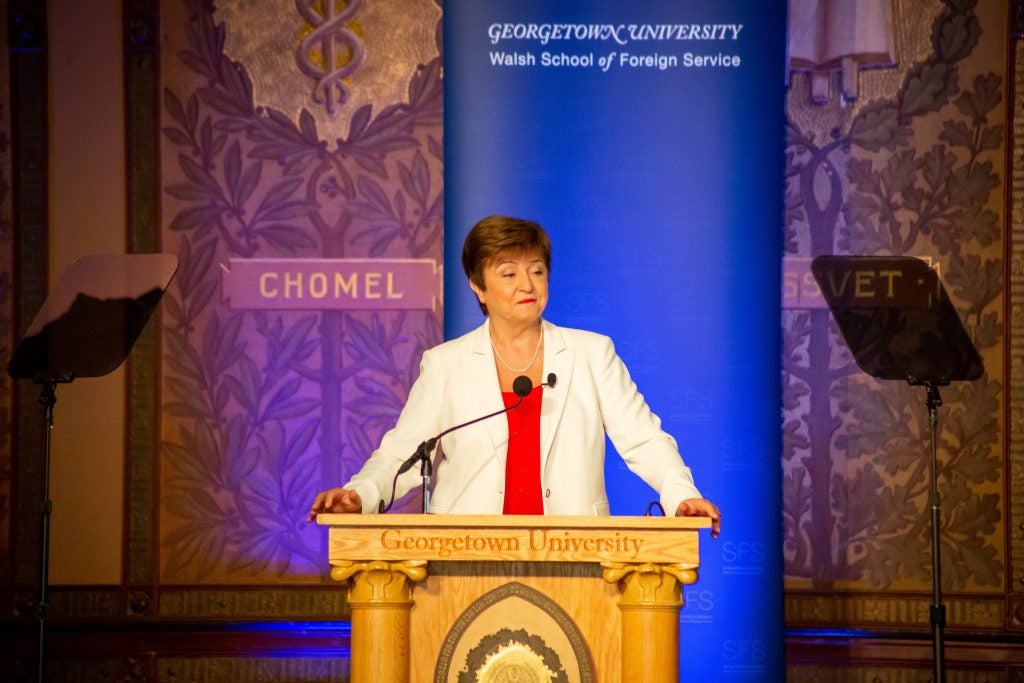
<box><xmin>318</xmin><ymin>514</ymin><xmax>709</xmax><ymax>683</ymax></box>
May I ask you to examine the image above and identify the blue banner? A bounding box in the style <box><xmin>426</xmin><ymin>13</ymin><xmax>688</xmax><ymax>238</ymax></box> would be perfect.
<box><xmin>444</xmin><ymin>1</ymin><xmax>785</xmax><ymax>678</ymax></box>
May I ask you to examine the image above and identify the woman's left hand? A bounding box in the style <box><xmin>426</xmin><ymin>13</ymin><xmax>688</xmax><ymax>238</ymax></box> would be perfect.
<box><xmin>675</xmin><ymin>498</ymin><xmax>721</xmax><ymax>539</ymax></box>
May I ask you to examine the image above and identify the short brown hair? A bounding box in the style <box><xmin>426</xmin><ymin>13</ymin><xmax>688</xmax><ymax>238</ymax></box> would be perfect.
<box><xmin>462</xmin><ymin>215</ymin><xmax>552</xmax><ymax>315</ymax></box>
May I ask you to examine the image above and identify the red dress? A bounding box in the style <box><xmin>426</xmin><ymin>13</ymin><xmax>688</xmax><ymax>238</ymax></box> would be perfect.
<box><xmin>501</xmin><ymin>387</ymin><xmax>544</xmax><ymax>514</ymax></box>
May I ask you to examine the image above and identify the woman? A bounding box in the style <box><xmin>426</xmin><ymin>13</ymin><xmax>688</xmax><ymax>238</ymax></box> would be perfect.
<box><xmin>308</xmin><ymin>215</ymin><xmax>721</xmax><ymax>536</ymax></box>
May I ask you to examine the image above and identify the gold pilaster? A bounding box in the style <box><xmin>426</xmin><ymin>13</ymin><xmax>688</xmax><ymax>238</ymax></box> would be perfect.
<box><xmin>331</xmin><ymin>560</ymin><xmax>428</xmax><ymax>683</ymax></box>
<box><xmin>603</xmin><ymin>562</ymin><xmax>698</xmax><ymax>683</ymax></box>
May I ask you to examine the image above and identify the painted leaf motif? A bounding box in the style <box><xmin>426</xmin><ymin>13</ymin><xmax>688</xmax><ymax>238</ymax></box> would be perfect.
<box><xmin>832</xmin><ymin>467</ymin><xmax>883</xmax><ymax>538</ymax></box>
<box><xmin>347</xmin><ymin>104</ymin><xmax>372</xmax><ymax>140</ymax></box>
<box><xmin>943</xmin><ymin>534</ymin><xmax>999</xmax><ymax>588</ymax></box>
<box><xmin>265</xmin><ymin>315</ymin><xmax>319</xmax><ymax>374</ymax></box>
<box><xmin>849</xmin><ymin>102</ymin><xmax>901</xmax><ymax>151</ymax></box>
<box><xmin>258</xmin><ymin>172</ymin><xmax>306</xmax><ymax>210</ymax></box>
<box><xmin>948</xmin><ymin>161</ymin><xmax>999</xmax><ymax>206</ymax></box>
<box><xmin>398</xmin><ymin>151</ymin><xmax>431</xmax><ymax>207</ymax></box>
<box><xmin>973</xmin><ymin>310</ymin><xmax>999</xmax><ymax>350</ymax></box>
<box><xmin>901</xmin><ymin>62</ymin><xmax>950</xmax><ymax>118</ymax></box>
<box><xmin>955</xmin><ymin>75</ymin><xmax>1001</xmax><ymax>122</ymax></box>
<box><xmin>782</xmin><ymin>467</ymin><xmax>811</xmax><ymax>521</ymax></box>
<box><xmin>343</xmin><ymin>315</ymin><xmax>397</xmax><ymax>373</ymax></box>
<box><xmin>977</xmin><ymin>124</ymin><xmax>1003</xmax><ymax>153</ymax></box>
<box><xmin>843</xmin><ymin>192</ymin><xmax>880</xmax><ymax>228</ymax></box>
<box><xmin>946</xmin><ymin>253</ymin><xmax>1001</xmax><ymax>310</ymax></box>
<box><xmin>782</xmin><ymin>374</ymin><xmax>809</xmax><ymax>412</ymax></box>
<box><xmin>344</xmin><ymin>416</ymin><xmax>374</xmax><ymax>460</ymax></box>
<box><xmin>873</xmin><ymin>485</ymin><xmax>918</xmax><ymax>535</ymax></box>
<box><xmin>837</xmin><ymin>389</ymin><xmax>911</xmax><ymax>458</ymax></box>
<box><xmin>881</xmin><ymin>149</ymin><xmax>917</xmax><ymax>195</ymax></box>
<box><xmin>254</xmin><ymin>224</ymin><xmax>317</xmax><ymax>253</ymax></box>
<box><xmin>246</xmin><ymin>472</ymin><xmax>280</xmax><ymax>503</ymax></box>
<box><xmin>164</xmin><ymin>440</ymin><xmax>213</xmax><ymax>483</ymax></box>
<box><xmin>938</xmin><ymin>120</ymin><xmax>973</xmax><ymax>149</ymax></box>
<box><xmin>921</xmin><ymin>144</ymin><xmax>956</xmax><ymax>189</ymax></box>
<box><xmin>169</xmin><ymin>204</ymin><xmax>224</xmax><ymax>233</ymax></box>
<box><xmin>936</xmin><ymin>12</ymin><xmax>979</xmax><ymax>64</ymax></box>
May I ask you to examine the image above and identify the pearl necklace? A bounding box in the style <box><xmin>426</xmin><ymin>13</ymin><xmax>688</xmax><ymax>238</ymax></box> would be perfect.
<box><xmin>492</xmin><ymin>327</ymin><xmax>544</xmax><ymax>373</ymax></box>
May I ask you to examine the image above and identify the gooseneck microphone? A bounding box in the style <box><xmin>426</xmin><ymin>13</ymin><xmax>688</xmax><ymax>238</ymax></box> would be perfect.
<box><xmin>395</xmin><ymin>375</ymin><xmax>533</xmax><ymax>477</ymax></box>
<box><xmin>379</xmin><ymin>374</ymin><xmax>543</xmax><ymax>512</ymax></box>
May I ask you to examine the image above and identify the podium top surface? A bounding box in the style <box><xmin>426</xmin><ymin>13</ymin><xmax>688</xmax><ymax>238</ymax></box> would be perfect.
<box><xmin>319</xmin><ymin>514</ymin><xmax>709</xmax><ymax>565</ymax></box>
<box><xmin>317</xmin><ymin>513</ymin><xmax>710</xmax><ymax>530</ymax></box>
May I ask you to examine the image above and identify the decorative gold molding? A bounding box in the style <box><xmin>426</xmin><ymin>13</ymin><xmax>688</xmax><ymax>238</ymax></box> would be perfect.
<box><xmin>0</xmin><ymin>0</ymin><xmax>14</xmax><ymax>590</ymax></box>
<box><xmin>9</xmin><ymin>0</ymin><xmax>49</xmax><ymax>589</ymax></box>
<box><xmin>46</xmin><ymin>659</ymin><xmax>122</xmax><ymax>682</ymax></box>
<box><xmin>159</xmin><ymin>657</ymin><xmax>348</xmax><ymax>681</ymax></box>
<box><xmin>157</xmin><ymin>587</ymin><xmax>349</xmax><ymax>619</ymax></box>
<box><xmin>785</xmin><ymin>593</ymin><xmax>1005</xmax><ymax>629</ymax></box>
<box><xmin>331</xmin><ymin>559</ymin><xmax>427</xmax><ymax>605</ymax></box>
<box><xmin>1010</xmin><ymin>31</ymin><xmax>1024</xmax><ymax>631</ymax></box>
<box><xmin>48</xmin><ymin>588</ymin><xmax>122</xmax><ymax>619</ymax></box>
<box><xmin>601</xmin><ymin>562</ymin><xmax>697</xmax><ymax>607</ymax></box>
<box><xmin>123</xmin><ymin>0</ymin><xmax>160</xmax><ymax>593</ymax></box>
<box><xmin>785</xmin><ymin>664</ymin><xmax>944</xmax><ymax>682</ymax></box>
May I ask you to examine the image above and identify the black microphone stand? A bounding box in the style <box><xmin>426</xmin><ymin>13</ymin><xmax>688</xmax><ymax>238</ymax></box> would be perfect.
<box><xmin>911</xmin><ymin>378</ymin><xmax>947</xmax><ymax>683</ymax></box>
<box><xmin>387</xmin><ymin>400</ymin><xmax>520</xmax><ymax>515</ymax></box>
<box><xmin>34</xmin><ymin>374</ymin><xmax>72</xmax><ymax>683</ymax></box>
<box><xmin>412</xmin><ymin>437</ymin><xmax>437</xmax><ymax>514</ymax></box>
<box><xmin>379</xmin><ymin>375</ymin><xmax>546</xmax><ymax>513</ymax></box>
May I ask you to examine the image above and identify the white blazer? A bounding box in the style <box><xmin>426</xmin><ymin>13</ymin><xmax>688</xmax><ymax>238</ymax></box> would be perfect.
<box><xmin>345</xmin><ymin>319</ymin><xmax>702</xmax><ymax>515</ymax></box>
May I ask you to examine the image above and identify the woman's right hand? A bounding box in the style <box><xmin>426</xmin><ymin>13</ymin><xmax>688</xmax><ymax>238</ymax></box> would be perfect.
<box><xmin>307</xmin><ymin>488</ymin><xmax>362</xmax><ymax>521</ymax></box>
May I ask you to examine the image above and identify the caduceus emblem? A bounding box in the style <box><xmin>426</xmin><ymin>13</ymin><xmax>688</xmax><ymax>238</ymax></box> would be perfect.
<box><xmin>295</xmin><ymin>0</ymin><xmax>366</xmax><ymax>116</ymax></box>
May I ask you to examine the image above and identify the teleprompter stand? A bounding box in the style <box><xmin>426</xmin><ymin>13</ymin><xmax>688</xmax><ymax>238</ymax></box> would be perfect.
<box><xmin>6</xmin><ymin>254</ymin><xmax>178</xmax><ymax>682</ymax></box>
<box><xmin>811</xmin><ymin>255</ymin><xmax>983</xmax><ymax>683</ymax></box>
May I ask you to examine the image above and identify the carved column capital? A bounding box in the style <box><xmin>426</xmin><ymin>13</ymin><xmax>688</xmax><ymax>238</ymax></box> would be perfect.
<box><xmin>331</xmin><ymin>560</ymin><xmax>427</xmax><ymax>683</ymax></box>
<box><xmin>601</xmin><ymin>562</ymin><xmax>698</xmax><ymax>607</ymax></box>
<box><xmin>331</xmin><ymin>559</ymin><xmax>428</xmax><ymax>605</ymax></box>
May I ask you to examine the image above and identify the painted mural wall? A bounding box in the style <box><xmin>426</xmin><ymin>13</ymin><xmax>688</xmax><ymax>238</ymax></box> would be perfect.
<box><xmin>158</xmin><ymin>0</ymin><xmax>444</xmax><ymax>583</ymax></box>
<box><xmin>0</xmin><ymin>0</ymin><xmax>1021</xmax><ymax>679</ymax></box>
<box><xmin>782</xmin><ymin>0</ymin><xmax>1009</xmax><ymax>641</ymax></box>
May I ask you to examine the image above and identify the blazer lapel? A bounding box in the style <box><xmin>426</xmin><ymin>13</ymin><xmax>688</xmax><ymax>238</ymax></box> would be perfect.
<box><xmin>540</xmin><ymin>320</ymin><xmax>573</xmax><ymax>474</ymax></box>
<box><xmin>470</xmin><ymin>320</ymin><xmax>507</xmax><ymax>457</ymax></box>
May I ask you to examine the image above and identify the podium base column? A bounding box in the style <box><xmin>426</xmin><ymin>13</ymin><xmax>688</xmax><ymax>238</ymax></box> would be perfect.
<box><xmin>603</xmin><ymin>562</ymin><xmax>698</xmax><ymax>683</ymax></box>
<box><xmin>332</xmin><ymin>559</ymin><xmax>428</xmax><ymax>683</ymax></box>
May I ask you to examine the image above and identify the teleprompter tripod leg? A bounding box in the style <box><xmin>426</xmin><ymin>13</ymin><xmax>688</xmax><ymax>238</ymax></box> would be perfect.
<box><xmin>923</xmin><ymin>382</ymin><xmax>945</xmax><ymax>683</ymax></box>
